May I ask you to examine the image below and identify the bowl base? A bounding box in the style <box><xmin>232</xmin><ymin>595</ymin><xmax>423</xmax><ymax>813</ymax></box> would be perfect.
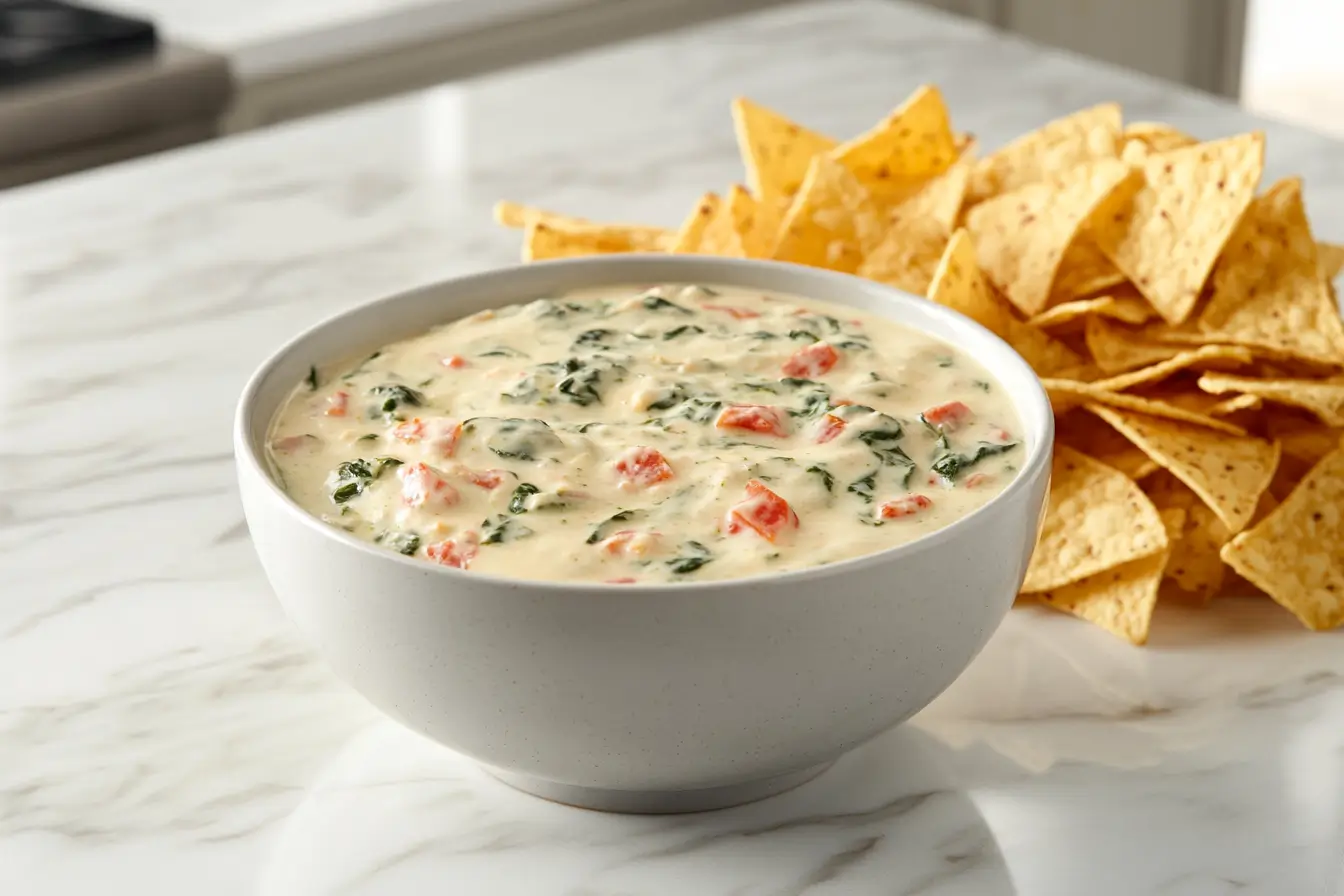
<box><xmin>484</xmin><ymin>759</ymin><xmax>836</xmax><ymax>814</ymax></box>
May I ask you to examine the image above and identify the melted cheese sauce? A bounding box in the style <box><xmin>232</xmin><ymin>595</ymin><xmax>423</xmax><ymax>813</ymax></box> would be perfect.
<box><xmin>267</xmin><ymin>284</ymin><xmax>1023</xmax><ymax>584</ymax></box>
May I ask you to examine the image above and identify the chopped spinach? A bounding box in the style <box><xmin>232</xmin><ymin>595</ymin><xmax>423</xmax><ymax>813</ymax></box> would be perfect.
<box><xmin>528</xmin><ymin>298</ymin><xmax>590</xmax><ymax>319</ymax></box>
<box><xmin>789</xmin><ymin>329</ymin><xmax>820</xmax><ymax>343</ymax></box>
<box><xmin>792</xmin><ymin>389</ymin><xmax>833</xmax><ymax>419</ymax></box>
<box><xmin>329</xmin><ymin>456</ymin><xmax>403</xmax><ymax>504</ymax></box>
<box><xmin>557</xmin><ymin>367</ymin><xmax>604</xmax><ymax>406</ymax></box>
<box><xmin>685</xmin><ymin>285</ymin><xmax>720</xmax><ymax>298</ymax></box>
<box><xmin>646</xmin><ymin>384</ymin><xmax>689</xmax><ymax>412</ymax></box>
<box><xmin>663</xmin><ymin>324</ymin><xmax>706</xmax><ymax>340</ymax></box>
<box><xmin>481</xmin><ymin>514</ymin><xmax>533</xmax><ymax>545</ymax></box>
<box><xmin>667</xmin><ymin>540</ymin><xmax>713</xmax><ymax>575</ymax></box>
<box><xmin>747</xmin><ymin>330</ymin><xmax>780</xmax><ymax>340</ymax></box>
<box><xmin>972</xmin><ymin>380</ymin><xmax>992</xmax><ymax>392</ymax></box>
<box><xmin>833</xmin><ymin>339</ymin><xmax>871</xmax><ymax>351</ymax></box>
<box><xmin>469</xmin><ymin>417</ymin><xmax>564</xmax><ymax>461</ymax></box>
<box><xmin>932</xmin><ymin>441</ymin><xmax>1019</xmax><ymax>480</ymax></box>
<box><xmin>807</xmin><ymin>464</ymin><xmax>835</xmax><ymax>492</ymax></box>
<box><xmin>377</xmin><ymin>531</ymin><xmax>421</xmax><ymax>556</ymax></box>
<box><xmin>667</xmin><ymin>397</ymin><xmax>723</xmax><ymax>424</ymax></box>
<box><xmin>919</xmin><ymin>413</ymin><xmax>952</xmax><ymax>452</ymax></box>
<box><xmin>574</xmin><ymin>328</ymin><xmax>614</xmax><ymax>346</ymax></box>
<box><xmin>479</xmin><ymin>346</ymin><xmax>527</xmax><ymax>358</ymax></box>
<box><xmin>641</xmin><ymin>294</ymin><xmax>693</xmax><ymax>314</ymax></box>
<box><xmin>370</xmin><ymin>384</ymin><xmax>425</xmax><ymax>415</ymax></box>
<box><xmin>847</xmin><ymin>471</ymin><xmax>878</xmax><ymax>504</ymax></box>
<box><xmin>508</xmin><ymin>482</ymin><xmax>541</xmax><ymax>514</ymax></box>
<box><xmin>357</xmin><ymin>433</ymin><xmax>380</xmax><ymax>442</ymax></box>
<box><xmin>305</xmin><ymin>365</ymin><xmax>319</xmax><ymax>390</ymax></box>
<box><xmin>585</xmin><ymin>509</ymin><xmax>637</xmax><ymax>544</ymax></box>
<box><xmin>936</xmin><ymin>355</ymin><xmax>955</xmax><ymax>368</ymax></box>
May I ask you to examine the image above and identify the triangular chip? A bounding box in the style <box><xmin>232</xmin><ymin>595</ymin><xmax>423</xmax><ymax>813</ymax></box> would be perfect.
<box><xmin>1033</xmin><ymin>549</ymin><xmax>1168</xmax><ymax>645</ymax></box>
<box><xmin>1086</xmin><ymin>404</ymin><xmax>1279</xmax><ymax>533</ymax></box>
<box><xmin>888</xmin><ymin>143</ymin><xmax>974</xmax><ymax>231</ymax></box>
<box><xmin>1143</xmin><ymin>473</ymin><xmax>1231</xmax><ymax>603</ymax></box>
<box><xmin>1021</xmin><ymin>444</ymin><xmax>1168</xmax><ymax>593</ymax></box>
<box><xmin>857</xmin><ymin>214</ymin><xmax>949</xmax><ymax>295</ymax></box>
<box><xmin>732</xmin><ymin>97</ymin><xmax>837</xmax><ymax>205</ymax></box>
<box><xmin>1090</xmin><ymin>345</ymin><xmax>1255</xmax><ymax>393</ymax></box>
<box><xmin>1098</xmin><ymin>132</ymin><xmax>1265</xmax><ymax>325</ymax></box>
<box><xmin>1319</xmin><ymin>241</ymin><xmax>1344</xmax><ymax>281</ymax></box>
<box><xmin>927</xmin><ymin>230</ymin><xmax>1087</xmax><ymax>377</ymax></box>
<box><xmin>1221</xmin><ymin>446</ymin><xmax>1344</xmax><ymax>630</ymax></box>
<box><xmin>1043</xmin><ymin>381</ymin><xmax>1248</xmax><ymax>435</ymax></box>
<box><xmin>967</xmin><ymin>158</ymin><xmax>1138</xmax><ymax>316</ymax></box>
<box><xmin>967</xmin><ymin>103</ymin><xmax>1122</xmax><ymax>204</ymax></box>
<box><xmin>1197</xmin><ymin>178</ymin><xmax>1344</xmax><ymax>363</ymax></box>
<box><xmin>830</xmin><ymin>85</ymin><xmax>959</xmax><ymax>199</ymax></box>
<box><xmin>1265</xmin><ymin>413</ymin><xmax>1343</xmax><ymax>466</ymax></box>
<box><xmin>502</xmin><ymin>203</ymin><xmax>670</xmax><ymax>252</ymax></box>
<box><xmin>772</xmin><ymin>155</ymin><xmax>884</xmax><ymax>273</ymax></box>
<box><xmin>1197</xmin><ymin>373</ymin><xmax>1344</xmax><ymax>426</ymax></box>
<box><xmin>669</xmin><ymin>192</ymin><xmax>721</xmax><ymax>253</ymax></box>
<box><xmin>1047</xmin><ymin>230</ymin><xmax>1128</xmax><ymax>305</ymax></box>
<box><xmin>1030</xmin><ymin>293</ymin><xmax>1156</xmax><ymax>330</ymax></box>
<box><xmin>523</xmin><ymin>220</ymin><xmax>651</xmax><ymax>261</ymax></box>
<box><xmin>1056</xmin><ymin>411</ymin><xmax>1160</xmax><ymax>480</ymax></box>
<box><xmin>695</xmin><ymin>185</ymin><xmax>767</xmax><ymax>258</ymax></box>
<box><xmin>1084</xmin><ymin>316</ymin><xmax>1187</xmax><ymax>374</ymax></box>
<box><xmin>1123</xmin><ymin>122</ymin><xmax>1198</xmax><ymax>154</ymax></box>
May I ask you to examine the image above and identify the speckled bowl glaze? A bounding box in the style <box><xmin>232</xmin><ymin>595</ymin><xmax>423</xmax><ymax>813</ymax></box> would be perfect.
<box><xmin>235</xmin><ymin>255</ymin><xmax>1053</xmax><ymax>814</ymax></box>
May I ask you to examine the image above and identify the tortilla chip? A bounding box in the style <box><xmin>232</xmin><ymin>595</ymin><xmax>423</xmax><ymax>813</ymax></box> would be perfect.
<box><xmin>1198</xmin><ymin>178</ymin><xmax>1344</xmax><ymax>363</ymax></box>
<box><xmin>1221</xmin><ymin>446</ymin><xmax>1344</xmax><ymax>630</ymax></box>
<box><xmin>1021</xmin><ymin>444</ymin><xmax>1168</xmax><ymax>593</ymax></box>
<box><xmin>1159</xmin><ymin>500</ymin><xmax>1230</xmax><ymax>604</ymax></box>
<box><xmin>1265</xmin><ymin>413</ymin><xmax>1343</xmax><ymax>466</ymax></box>
<box><xmin>830</xmin><ymin>85</ymin><xmax>959</xmax><ymax>199</ymax></box>
<box><xmin>967</xmin><ymin>103</ymin><xmax>1122</xmax><ymax>204</ymax></box>
<box><xmin>731</xmin><ymin>97</ymin><xmax>837</xmax><ymax>205</ymax></box>
<box><xmin>496</xmin><ymin>202</ymin><xmax>669</xmax><ymax>252</ymax></box>
<box><xmin>1084</xmin><ymin>316</ymin><xmax>1189</xmax><ymax>374</ymax></box>
<box><xmin>889</xmin><ymin>144</ymin><xmax>974</xmax><ymax>231</ymax></box>
<box><xmin>669</xmin><ymin>192</ymin><xmax>721</xmax><ymax>253</ymax></box>
<box><xmin>1319</xmin><ymin>241</ymin><xmax>1344</xmax><ymax>281</ymax></box>
<box><xmin>927</xmin><ymin>230</ymin><xmax>1087</xmax><ymax>377</ymax></box>
<box><xmin>1123</xmin><ymin>122</ymin><xmax>1199</xmax><ymax>154</ymax></box>
<box><xmin>522</xmin><ymin>220</ymin><xmax>647</xmax><ymax>261</ymax></box>
<box><xmin>1034</xmin><ymin>548</ymin><xmax>1168</xmax><ymax>645</ymax></box>
<box><xmin>857</xmin><ymin>214</ymin><xmax>949</xmax><ymax>295</ymax></box>
<box><xmin>1044</xmin><ymin>381</ymin><xmax>1248</xmax><ymax>435</ymax></box>
<box><xmin>1029</xmin><ymin>294</ymin><xmax>1154</xmax><ymax>330</ymax></box>
<box><xmin>1086</xmin><ymin>404</ymin><xmax>1279</xmax><ymax>533</ymax></box>
<box><xmin>1089</xmin><ymin>345</ymin><xmax>1255</xmax><ymax>393</ymax></box>
<box><xmin>1197</xmin><ymin>373</ymin><xmax>1344</xmax><ymax>426</ymax></box>
<box><xmin>1045</xmin><ymin>235</ymin><xmax>1131</xmax><ymax>304</ymax></box>
<box><xmin>771</xmin><ymin>155</ymin><xmax>885</xmax><ymax>273</ymax></box>
<box><xmin>966</xmin><ymin>159</ymin><xmax>1138</xmax><ymax>317</ymax></box>
<box><xmin>1056</xmin><ymin>411</ymin><xmax>1160</xmax><ymax>480</ymax></box>
<box><xmin>1098</xmin><ymin>132</ymin><xmax>1265</xmax><ymax>325</ymax></box>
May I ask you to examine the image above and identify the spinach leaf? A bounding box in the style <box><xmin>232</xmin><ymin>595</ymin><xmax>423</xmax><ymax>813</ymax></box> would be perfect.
<box><xmin>663</xmin><ymin>324</ymin><xmax>706</xmax><ymax>340</ymax></box>
<box><xmin>370</xmin><ymin>384</ymin><xmax>425</xmax><ymax>415</ymax></box>
<box><xmin>479</xmin><ymin>346</ymin><xmax>527</xmax><ymax>358</ymax></box>
<box><xmin>646</xmin><ymin>384</ymin><xmax>689</xmax><ymax>412</ymax></box>
<box><xmin>667</xmin><ymin>540</ymin><xmax>713</xmax><ymax>575</ymax></box>
<box><xmin>509</xmin><ymin>482</ymin><xmax>541</xmax><ymax>514</ymax></box>
<box><xmin>667</xmin><ymin>397</ymin><xmax>723</xmax><ymax>424</ymax></box>
<box><xmin>377</xmin><ymin>531</ymin><xmax>421</xmax><ymax>556</ymax></box>
<box><xmin>481</xmin><ymin>514</ymin><xmax>533</xmax><ymax>544</ymax></box>
<box><xmin>847</xmin><ymin>471</ymin><xmax>877</xmax><ymax>504</ymax></box>
<box><xmin>305</xmin><ymin>366</ymin><xmax>319</xmax><ymax>390</ymax></box>
<box><xmin>471</xmin><ymin>417</ymin><xmax>564</xmax><ymax>461</ymax></box>
<box><xmin>329</xmin><ymin>456</ymin><xmax>403</xmax><ymax>504</ymax></box>
<box><xmin>574</xmin><ymin>328</ymin><xmax>614</xmax><ymax>346</ymax></box>
<box><xmin>641</xmin><ymin>294</ymin><xmax>693</xmax><ymax>314</ymax></box>
<box><xmin>807</xmin><ymin>464</ymin><xmax>835</xmax><ymax>492</ymax></box>
<box><xmin>747</xmin><ymin>330</ymin><xmax>780</xmax><ymax>340</ymax></box>
<box><xmin>919</xmin><ymin>413</ymin><xmax>951</xmax><ymax>452</ymax></box>
<box><xmin>932</xmin><ymin>441</ymin><xmax>1019</xmax><ymax>479</ymax></box>
<box><xmin>341</xmin><ymin>350</ymin><xmax>382</xmax><ymax>379</ymax></box>
<box><xmin>585</xmin><ymin>509</ymin><xmax>636</xmax><ymax>544</ymax></box>
<box><xmin>789</xmin><ymin>329</ymin><xmax>820</xmax><ymax>343</ymax></box>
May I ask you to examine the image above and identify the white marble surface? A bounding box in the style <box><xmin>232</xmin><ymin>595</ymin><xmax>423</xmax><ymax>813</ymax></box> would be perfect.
<box><xmin>3</xmin><ymin>2</ymin><xmax>1344</xmax><ymax>893</ymax></box>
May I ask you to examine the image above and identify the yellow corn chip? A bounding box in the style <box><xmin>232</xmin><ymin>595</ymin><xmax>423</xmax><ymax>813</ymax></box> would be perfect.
<box><xmin>497</xmin><ymin>202</ymin><xmax>669</xmax><ymax>251</ymax></box>
<box><xmin>1086</xmin><ymin>404</ymin><xmax>1280</xmax><ymax>533</ymax></box>
<box><xmin>1145</xmin><ymin>476</ymin><xmax>1231</xmax><ymax>603</ymax></box>
<box><xmin>1198</xmin><ymin>178</ymin><xmax>1344</xmax><ymax>363</ymax></box>
<box><xmin>831</xmin><ymin>85</ymin><xmax>959</xmax><ymax>200</ymax></box>
<box><xmin>732</xmin><ymin>97</ymin><xmax>837</xmax><ymax>205</ymax></box>
<box><xmin>927</xmin><ymin>230</ymin><xmax>1087</xmax><ymax>377</ymax></box>
<box><xmin>967</xmin><ymin>103</ymin><xmax>1122</xmax><ymax>204</ymax></box>
<box><xmin>1123</xmin><ymin>122</ymin><xmax>1198</xmax><ymax>154</ymax></box>
<box><xmin>669</xmin><ymin>192</ymin><xmax>720</xmax><ymax>253</ymax></box>
<box><xmin>1265</xmin><ymin>413</ymin><xmax>1343</xmax><ymax>466</ymax></box>
<box><xmin>1046</xmin><ymin>231</ymin><xmax>1129</xmax><ymax>305</ymax></box>
<box><xmin>1319</xmin><ymin>241</ymin><xmax>1344</xmax><ymax>280</ymax></box>
<box><xmin>967</xmin><ymin>158</ymin><xmax>1138</xmax><ymax>316</ymax></box>
<box><xmin>1098</xmin><ymin>132</ymin><xmax>1265</xmax><ymax>325</ymax></box>
<box><xmin>522</xmin><ymin>220</ymin><xmax>647</xmax><ymax>261</ymax></box>
<box><xmin>1090</xmin><ymin>345</ymin><xmax>1255</xmax><ymax>392</ymax></box>
<box><xmin>772</xmin><ymin>155</ymin><xmax>884</xmax><ymax>274</ymax></box>
<box><xmin>1030</xmin><ymin>293</ymin><xmax>1157</xmax><ymax>330</ymax></box>
<box><xmin>857</xmin><ymin>214</ymin><xmax>949</xmax><ymax>295</ymax></box>
<box><xmin>1084</xmin><ymin>316</ymin><xmax>1187</xmax><ymax>374</ymax></box>
<box><xmin>1197</xmin><ymin>373</ymin><xmax>1344</xmax><ymax>426</ymax></box>
<box><xmin>1056</xmin><ymin>411</ymin><xmax>1160</xmax><ymax>480</ymax></box>
<box><xmin>1034</xmin><ymin>548</ymin><xmax>1168</xmax><ymax>646</ymax></box>
<box><xmin>1221</xmin><ymin>446</ymin><xmax>1344</xmax><ymax>630</ymax></box>
<box><xmin>1144</xmin><ymin>389</ymin><xmax>1263</xmax><ymax>419</ymax></box>
<box><xmin>1044</xmin><ymin>381</ymin><xmax>1248</xmax><ymax>435</ymax></box>
<box><xmin>888</xmin><ymin>143</ymin><xmax>974</xmax><ymax>231</ymax></box>
<box><xmin>1021</xmin><ymin>444</ymin><xmax>1168</xmax><ymax>593</ymax></box>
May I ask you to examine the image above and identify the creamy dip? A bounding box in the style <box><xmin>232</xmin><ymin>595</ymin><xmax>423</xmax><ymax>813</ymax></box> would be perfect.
<box><xmin>267</xmin><ymin>284</ymin><xmax>1023</xmax><ymax>584</ymax></box>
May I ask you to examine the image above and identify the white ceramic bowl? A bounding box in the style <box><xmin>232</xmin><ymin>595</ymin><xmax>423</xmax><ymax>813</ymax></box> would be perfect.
<box><xmin>235</xmin><ymin>255</ymin><xmax>1052</xmax><ymax>813</ymax></box>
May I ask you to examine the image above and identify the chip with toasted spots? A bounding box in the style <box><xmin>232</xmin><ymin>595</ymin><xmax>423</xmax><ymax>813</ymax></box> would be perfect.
<box><xmin>522</xmin><ymin>220</ymin><xmax>655</xmax><ymax>261</ymax></box>
<box><xmin>1056</xmin><ymin>411</ymin><xmax>1160</xmax><ymax>480</ymax></box>
<box><xmin>1089</xmin><ymin>345</ymin><xmax>1255</xmax><ymax>393</ymax></box>
<box><xmin>830</xmin><ymin>85</ymin><xmax>959</xmax><ymax>200</ymax></box>
<box><xmin>731</xmin><ymin>97</ymin><xmax>837</xmax><ymax>205</ymax></box>
<box><xmin>857</xmin><ymin>213</ymin><xmax>949</xmax><ymax>295</ymax></box>
<box><xmin>1030</xmin><ymin>292</ymin><xmax>1155</xmax><ymax>330</ymax></box>
<box><xmin>1033</xmin><ymin>545</ymin><xmax>1169</xmax><ymax>646</ymax></box>
<box><xmin>967</xmin><ymin>102</ymin><xmax>1122</xmax><ymax>204</ymax></box>
<box><xmin>1319</xmin><ymin>241</ymin><xmax>1344</xmax><ymax>281</ymax></box>
<box><xmin>1043</xmin><ymin>381</ymin><xmax>1248</xmax><ymax>435</ymax></box>
<box><xmin>1197</xmin><ymin>372</ymin><xmax>1344</xmax><ymax>426</ymax></box>
<box><xmin>1084</xmin><ymin>316</ymin><xmax>1190</xmax><ymax>374</ymax></box>
<box><xmin>889</xmin><ymin>143</ymin><xmax>975</xmax><ymax>231</ymax></box>
<box><xmin>772</xmin><ymin>155</ymin><xmax>884</xmax><ymax>273</ymax></box>
<box><xmin>669</xmin><ymin>192</ymin><xmax>721</xmax><ymax>253</ymax></box>
<box><xmin>1221</xmin><ymin>446</ymin><xmax>1344</xmax><ymax>630</ymax></box>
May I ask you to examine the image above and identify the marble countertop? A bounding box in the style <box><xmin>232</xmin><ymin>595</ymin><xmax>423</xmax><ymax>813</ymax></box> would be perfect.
<box><xmin>3</xmin><ymin>2</ymin><xmax>1343</xmax><ymax>893</ymax></box>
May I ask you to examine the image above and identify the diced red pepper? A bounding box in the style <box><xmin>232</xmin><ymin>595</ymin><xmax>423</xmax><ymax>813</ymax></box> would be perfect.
<box><xmin>441</xmin><ymin>355</ymin><xmax>469</xmax><ymax>369</ymax></box>
<box><xmin>878</xmin><ymin>495</ymin><xmax>933</xmax><ymax>519</ymax></box>
<box><xmin>990</xmin><ymin>426</ymin><xmax>1013</xmax><ymax>443</ymax></box>
<box><xmin>463</xmin><ymin>469</ymin><xmax>506</xmax><ymax>489</ymax></box>
<box><xmin>702</xmin><ymin>304</ymin><xmax>761</xmax><ymax>320</ymax></box>
<box><xmin>605</xmin><ymin>577</ymin><xmax>638</xmax><ymax>584</ymax></box>
<box><xmin>324</xmin><ymin>391</ymin><xmax>349</xmax><ymax>417</ymax></box>
<box><xmin>922</xmin><ymin>401</ymin><xmax>973</xmax><ymax>432</ymax></box>
<box><xmin>599</xmin><ymin>530</ymin><xmax>659</xmax><ymax>556</ymax></box>
<box><xmin>831</xmin><ymin>399</ymin><xmax>855</xmax><ymax>407</ymax></box>
<box><xmin>715</xmin><ymin>404</ymin><xmax>789</xmax><ymax>438</ymax></box>
<box><xmin>964</xmin><ymin>473</ymin><xmax>992</xmax><ymax>489</ymax></box>
<box><xmin>393</xmin><ymin>417</ymin><xmax>462</xmax><ymax>457</ymax></box>
<box><xmin>392</xmin><ymin>418</ymin><xmax>426</xmax><ymax>441</ymax></box>
<box><xmin>782</xmin><ymin>342</ymin><xmax>839</xmax><ymax>377</ymax></box>
<box><xmin>399</xmin><ymin>462</ymin><xmax>460</xmax><ymax>508</ymax></box>
<box><xmin>726</xmin><ymin>479</ymin><xmax>799</xmax><ymax>542</ymax></box>
<box><xmin>815</xmin><ymin>413</ymin><xmax>846</xmax><ymax>444</ymax></box>
<box><xmin>426</xmin><ymin>531</ymin><xmax>479</xmax><ymax>569</ymax></box>
<box><xmin>614</xmin><ymin>446</ymin><xmax>675</xmax><ymax>485</ymax></box>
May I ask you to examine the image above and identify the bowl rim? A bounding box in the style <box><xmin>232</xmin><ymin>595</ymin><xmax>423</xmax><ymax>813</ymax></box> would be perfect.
<box><xmin>235</xmin><ymin>254</ymin><xmax>1054</xmax><ymax>593</ymax></box>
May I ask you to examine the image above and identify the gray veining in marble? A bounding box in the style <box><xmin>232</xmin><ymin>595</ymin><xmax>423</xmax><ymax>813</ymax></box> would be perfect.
<box><xmin>2</xmin><ymin>2</ymin><xmax>1343</xmax><ymax>894</ymax></box>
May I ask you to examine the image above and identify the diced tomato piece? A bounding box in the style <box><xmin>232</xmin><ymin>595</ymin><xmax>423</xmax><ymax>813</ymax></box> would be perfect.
<box><xmin>399</xmin><ymin>462</ymin><xmax>460</xmax><ymax>508</ymax></box>
<box><xmin>463</xmin><ymin>469</ymin><xmax>506</xmax><ymax>489</ymax></box>
<box><xmin>990</xmin><ymin>426</ymin><xmax>1013</xmax><ymax>443</ymax></box>
<box><xmin>426</xmin><ymin>531</ymin><xmax>479</xmax><ymax>569</ymax></box>
<box><xmin>726</xmin><ymin>479</ymin><xmax>799</xmax><ymax>542</ymax></box>
<box><xmin>831</xmin><ymin>399</ymin><xmax>855</xmax><ymax>408</ymax></box>
<box><xmin>441</xmin><ymin>355</ymin><xmax>469</xmax><ymax>369</ymax></box>
<box><xmin>599</xmin><ymin>530</ymin><xmax>660</xmax><ymax>556</ymax></box>
<box><xmin>715</xmin><ymin>404</ymin><xmax>789</xmax><ymax>438</ymax></box>
<box><xmin>702</xmin><ymin>304</ymin><xmax>761</xmax><ymax>320</ymax></box>
<box><xmin>964</xmin><ymin>473</ymin><xmax>992</xmax><ymax>489</ymax></box>
<box><xmin>815</xmin><ymin>413</ymin><xmax>846</xmax><ymax>444</ymax></box>
<box><xmin>605</xmin><ymin>577</ymin><xmax>638</xmax><ymax>584</ymax></box>
<box><xmin>878</xmin><ymin>495</ymin><xmax>933</xmax><ymax>519</ymax></box>
<box><xmin>324</xmin><ymin>391</ymin><xmax>349</xmax><ymax>417</ymax></box>
<box><xmin>782</xmin><ymin>342</ymin><xmax>839</xmax><ymax>377</ymax></box>
<box><xmin>393</xmin><ymin>417</ymin><xmax>462</xmax><ymax>457</ymax></box>
<box><xmin>614</xmin><ymin>446</ymin><xmax>675</xmax><ymax>486</ymax></box>
<box><xmin>922</xmin><ymin>401</ymin><xmax>973</xmax><ymax>432</ymax></box>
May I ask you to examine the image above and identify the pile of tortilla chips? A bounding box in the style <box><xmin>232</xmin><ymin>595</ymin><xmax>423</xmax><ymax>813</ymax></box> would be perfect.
<box><xmin>494</xmin><ymin>86</ymin><xmax>1344</xmax><ymax>646</ymax></box>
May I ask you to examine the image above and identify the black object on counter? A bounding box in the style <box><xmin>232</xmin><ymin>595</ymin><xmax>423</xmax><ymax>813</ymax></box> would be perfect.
<box><xmin>0</xmin><ymin>0</ymin><xmax>157</xmax><ymax>88</ymax></box>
